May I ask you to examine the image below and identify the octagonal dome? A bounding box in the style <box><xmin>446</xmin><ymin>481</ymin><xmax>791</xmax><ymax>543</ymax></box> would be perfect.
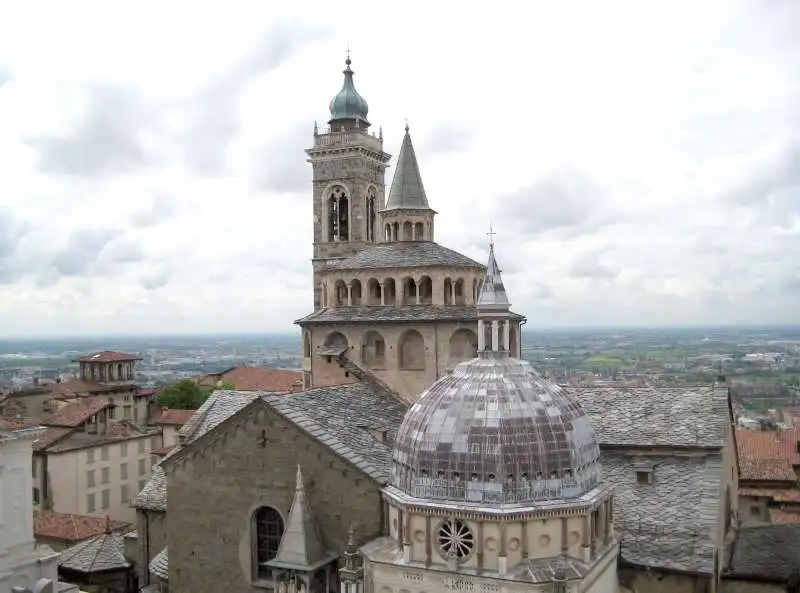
<box><xmin>391</xmin><ymin>355</ymin><xmax>601</xmax><ymax>504</ymax></box>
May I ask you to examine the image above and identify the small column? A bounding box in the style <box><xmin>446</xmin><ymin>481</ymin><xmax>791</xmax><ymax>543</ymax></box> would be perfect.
<box><xmin>402</xmin><ymin>513</ymin><xmax>412</xmax><ymax>562</ymax></box>
<box><xmin>347</xmin><ymin>283</ymin><xmax>353</xmax><ymax>307</ymax></box>
<box><xmin>608</xmin><ymin>495</ymin><xmax>615</xmax><ymax>539</ymax></box>
<box><xmin>450</xmin><ymin>282</ymin><xmax>455</xmax><ymax>304</ymax></box>
<box><xmin>415</xmin><ymin>281</ymin><xmax>421</xmax><ymax>305</ymax></box>
<box><xmin>477</xmin><ymin>320</ymin><xmax>486</xmax><ymax>350</ymax></box>
<box><xmin>476</xmin><ymin>521</ymin><xmax>484</xmax><ymax>569</ymax></box>
<box><xmin>491</xmin><ymin>320</ymin><xmax>499</xmax><ymax>351</ymax></box>
<box><xmin>497</xmin><ymin>523</ymin><xmax>507</xmax><ymax>574</ymax></box>
<box><xmin>503</xmin><ymin>320</ymin><xmax>511</xmax><ymax>351</ymax></box>
<box><xmin>380</xmin><ymin>283</ymin><xmax>386</xmax><ymax>306</ymax></box>
<box><xmin>581</xmin><ymin>514</ymin><xmax>591</xmax><ymax>562</ymax></box>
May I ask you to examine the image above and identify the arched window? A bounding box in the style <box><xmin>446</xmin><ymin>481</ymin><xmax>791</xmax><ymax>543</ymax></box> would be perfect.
<box><xmin>327</xmin><ymin>186</ymin><xmax>349</xmax><ymax>241</ymax></box>
<box><xmin>253</xmin><ymin>507</ymin><xmax>284</xmax><ymax>579</ymax></box>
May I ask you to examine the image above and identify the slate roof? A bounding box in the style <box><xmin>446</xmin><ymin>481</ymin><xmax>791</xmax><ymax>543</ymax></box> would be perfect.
<box><xmin>267</xmin><ymin>382</ymin><xmax>409</xmax><ymax>483</ymax></box>
<box><xmin>321</xmin><ymin>241</ymin><xmax>483</xmax><ymax>271</ymax></box>
<box><xmin>58</xmin><ymin>531</ymin><xmax>130</xmax><ymax>573</ymax></box>
<box><xmin>296</xmin><ymin>304</ymin><xmax>525</xmax><ymax>325</ymax></box>
<box><xmin>574</xmin><ymin>385</ymin><xmax>728</xmax><ymax>448</ymax></box>
<box><xmin>606</xmin><ymin>452</ymin><xmax>722</xmax><ymax>575</ymax></box>
<box><xmin>133</xmin><ymin>464</ymin><xmax>167</xmax><ymax>512</ymax></box>
<box><xmin>383</xmin><ymin>127</ymin><xmax>431</xmax><ymax>211</ymax></box>
<box><xmin>150</xmin><ymin>547</ymin><xmax>169</xmax><ymax>580</ymax></box>
<box><xmin>725</xmin><ymin>524</ymin><xmax>800</xmax><ymax>582</ymax></box>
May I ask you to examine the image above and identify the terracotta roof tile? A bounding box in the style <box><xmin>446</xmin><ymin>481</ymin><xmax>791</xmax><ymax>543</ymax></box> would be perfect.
<box><xmin>0</xmin><ymin>416</ymin><xmax>41</xmax><ymax>431</ymax></box>
<box><xmin>769</xmin><ymin>508</ymin><xmax>800</xmax><ymax>524</ymax></box>
<box><xmin>736</xmin><ymin>428</ymin><xmax>800</xmax><ymax>466</ymax></box>
<box><xmin>150</xmin><ymin>446</ymin><xmax>175</xmax><ymax>456</ymax></box>
<box><xmin>46</xmin><ymin>380</ymin><xmax>101</xmax><ymax>396</ymax></box>
<box><xmin>740</xmin><ymin>487</ymin><xmax>800</xmax><ymax>503</ymax></box>
<box><xmin>33</xmin><ymin>427</ymin><xmax>74</xmax><ymax>451</ymax></box>
<box><xmin>34</xmin><ymin>511</ymin><xmax>130</xmax><ymax>542</ymax></box>
<box><xmin>154</xmin><ymin>409</ymin><xmax>195</xmax><ymax>426</ymax></box>
<box><xmin>740</xmin><ymin>458</ymin><xmax>798</xmax><ymax>482</ymax></box>
<box><xmin>198</xmin><ymin>365</ymin><xmax>302</xmax><ymax>392</ymax></box>
<box><xmin>73</xmin><ymin>351</ymin><xmax>141</xmax><ymax>363</ymax></box>
<box><xmin>37</xmin><ymin>397</ymin><xmax>110</xmax><ymax>428</ymax></box>
<box><xmin>135</xmin><ymin>388</ymin><xmax>157</xmax><ymax>397</ymax></box>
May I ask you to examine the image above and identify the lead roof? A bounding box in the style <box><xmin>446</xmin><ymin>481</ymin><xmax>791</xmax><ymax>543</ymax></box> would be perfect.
<box><xmin>296</xmin><ymin>304</ymin><xmax>525</xmax><ymax>325</ymax></box>
<box><xmin>321</xmin><ymin>241</ymin><xmax>484</xmax><ymax>271</ymax></box>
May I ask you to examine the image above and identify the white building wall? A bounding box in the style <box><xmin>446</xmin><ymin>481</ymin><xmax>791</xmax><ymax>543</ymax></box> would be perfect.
<box><xmin>0</xmin><ymin>428</ymin><xmax>60</xmax><ymax>593</ymax></box>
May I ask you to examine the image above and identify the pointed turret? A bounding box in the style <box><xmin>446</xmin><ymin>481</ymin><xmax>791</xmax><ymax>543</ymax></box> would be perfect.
<box><xmin>381</xmin><ymin>124</ymin><xmax>437</xmax><ymax>242</ymax></box>
<box><xmin>385</xmin><ymin>124</ymin><xmax>431</xmax><ymax>211</ymax></box>
<box><xmin>267</xmin><ymin>466</ymin><xmax>331</xmax><ymax>571</ymax></box>
<box><xmin>338</xmin><ymin>525</ymin><xmax>364</xmax><ymax>593</ymax></box>
<box><xmin>477</xmin><ymin>227</ymin><xmax>514</xmax><ymax>355</ymax></box>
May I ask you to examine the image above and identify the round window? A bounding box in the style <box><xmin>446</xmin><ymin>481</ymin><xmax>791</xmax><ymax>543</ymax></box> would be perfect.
<box><xmin>437</xmin><ymin>519</ymin><xmax>474</xmax><ymax>560</ymax></box>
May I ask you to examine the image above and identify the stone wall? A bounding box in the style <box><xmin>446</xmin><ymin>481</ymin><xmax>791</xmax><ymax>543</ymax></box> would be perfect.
<box><xmin>165</xmin><ymin>402</ymin><xmax>384</xmax><ymax>593</ymax></box>
<box><xmin>135</xmin><ymin>509</ymin><xmax>167</xmax><ymax>587</ymax></box>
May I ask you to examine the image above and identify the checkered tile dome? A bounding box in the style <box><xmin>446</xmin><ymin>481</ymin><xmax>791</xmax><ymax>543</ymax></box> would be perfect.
<box><xmin>392</xmin><ymin>355</ymin><xmax>601</xmax><ymax>503</ymax></box>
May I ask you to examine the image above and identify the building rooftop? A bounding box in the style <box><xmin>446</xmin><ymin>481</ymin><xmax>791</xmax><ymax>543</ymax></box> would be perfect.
<box><xmin>321</xmin><ymin>241</ymin><xmax>483</xmax><ymax>272</ymax></box>
<box><xmin>73</xmin><ymin>351</ymin><xmax>141</xmax><ymax>363</ymax></box>
<box><xmin>58</xmin><ymin>529</ymin><xmax>130</xmax><ymax>573</ymax></box>
<box><xmin>34</xmin><ymin>511</ymin><xmax>130</xmax><ymax>543</ymax></box>
<box><xmin>725</xmin><ymin>524</ymin><xmax>800</xmax><ymax>583</ymax></box>
<box><xmin>154</xmin><ymin>409</ymin><xmax>196</xmax><ymax>426</ymax></box>
<box><xmin>739</xmin><ymin>458</ymin><xmax>797</xmax><ymax>482</ymax></box>
<box><xmin>296</xmin><ymin>304</ymin><xmax>525</xmax><ymax>325</ymax></box>
<box><xmin>195</xmin><ymin>365</ymin><xmax>303</xmax><ymax>392</ymax></box>
<box><xmin>37</xmin><ymin>397</ymin><xmax>111</xmax><ymax>428</ymax></box>
<box><xmin>736</xmin><ymin>427</ymin><xmax>800</xmax><ymax>466</ymax></box>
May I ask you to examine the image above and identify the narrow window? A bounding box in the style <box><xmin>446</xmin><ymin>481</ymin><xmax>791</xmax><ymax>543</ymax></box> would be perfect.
<box><xmin>254</xmin><ymin>507</ymin><xmax>284</xmax><ymax>580</ymax></box>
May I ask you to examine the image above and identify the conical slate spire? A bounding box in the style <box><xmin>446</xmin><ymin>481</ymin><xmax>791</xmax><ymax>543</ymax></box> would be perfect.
<box><xmin>268</xmin><ymin>465</ymin><xmax>329</xmax><ymax>570</ymax></box>
<box><xmin>477</xmin><ymin>230</ymin><xmax>510</xmax><ymax>309</ymax></box>
<box><xmin>384</xmin><ymin>125</ymin><xmax>431</xmax><ymax>210</ymax></box>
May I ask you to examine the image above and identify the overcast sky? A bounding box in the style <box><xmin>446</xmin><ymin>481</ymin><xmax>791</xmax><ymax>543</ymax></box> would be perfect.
<box><xmin>0</xmin><ymin>0</ymin><xmax>798</xmax><ymax>336</ymax></box>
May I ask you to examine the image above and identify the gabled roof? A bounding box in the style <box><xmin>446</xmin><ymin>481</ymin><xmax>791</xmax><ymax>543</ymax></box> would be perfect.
<box><xmin>37</xmin><ymin>396</ymin><xmax>111</xmax><ymax>428</ymax></box>
<box><xmin>383</xmin><ymin>126</ymin><xmax>431</xmax><ymax>211</ymax></box>
<box><xmin>267</xmin><ymin>466</ymin><xmax>336</xmax><ymax>571</ymax></box>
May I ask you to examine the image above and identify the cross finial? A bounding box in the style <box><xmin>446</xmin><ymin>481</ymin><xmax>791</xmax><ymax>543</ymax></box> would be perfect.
<box><xmin>487</xmin><ymin>223</ymin><xmax>496</xmax><ymax>246</ymax></box>
<box><xmin>404</xmin><ymin>117</ymin><xmax>409</xmax><ymax>133</ymax></box>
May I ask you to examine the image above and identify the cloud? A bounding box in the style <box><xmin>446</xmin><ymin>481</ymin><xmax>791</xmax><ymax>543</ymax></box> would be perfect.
<box><xmin>49</xmin><ymin>230</ymin><xmax>119</xmax><ymax>277</ymax></box>
<box><xmin>248</xmin><ymin>121</ymin><xmax>311</xmax><ymax>193</ymax></box>
<box><xmin>140</xmin><ymin>268</ymin><xmax>170</xmax><ymax>291</ymax></box>
<box><xmin>423</xmin><ymin>123</ymin><xmax>473</xmax><ymax>155</ymax></box>
<box><xmin>27</xmin><ymin>84</ymin><xmax>154</xmax><ymax>177</ymax></box>
<box><xmin>181</xmin><ymin>24</ymin><xmax>328</xmax><ymax>175</ymax></box>
<box><xmin>568</xmin><ymin>252</ymin><xmax>618</xmax><ymax>280</ymax></box>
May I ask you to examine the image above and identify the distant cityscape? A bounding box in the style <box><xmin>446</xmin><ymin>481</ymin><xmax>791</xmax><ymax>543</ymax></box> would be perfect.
<box><xmin>2</xmin><ymin>326</ymin><xmax>799</xmax><ymax>412</ymax></box>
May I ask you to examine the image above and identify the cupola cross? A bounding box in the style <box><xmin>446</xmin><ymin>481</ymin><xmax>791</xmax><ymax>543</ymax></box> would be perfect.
<box><xmin>486</xmin><ymin>223</ymin><xmax>496</xmax><ymax>246</ymax></box>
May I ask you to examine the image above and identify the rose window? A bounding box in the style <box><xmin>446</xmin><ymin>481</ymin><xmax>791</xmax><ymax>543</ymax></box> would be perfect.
<box><xmin>437</xmin><ymin>519</ymin><xmax>474</xmax><ymax>559</ymax></box>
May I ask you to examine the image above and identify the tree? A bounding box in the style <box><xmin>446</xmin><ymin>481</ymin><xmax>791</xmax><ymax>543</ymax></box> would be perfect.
<box><xmin>215</xmin><ymin>381</ymin><xmax>237</xmax><ymax>391</ymax></box>
<box><xmin>156</xmin><ymin>379</ymin><xmax>209</xmax><ymax>410</ymax></box>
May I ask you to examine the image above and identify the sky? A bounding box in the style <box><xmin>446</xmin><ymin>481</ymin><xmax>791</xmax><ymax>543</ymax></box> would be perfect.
<box><xmin>0</xmin><ymin>0</ymin><xmax>798</xmax><ymax>336</ymax></box>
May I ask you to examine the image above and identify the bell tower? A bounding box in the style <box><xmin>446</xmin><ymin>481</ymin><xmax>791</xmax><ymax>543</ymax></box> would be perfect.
<box><xmin>306</xmin><ymin>56</ymin><xmax>392</xmax><ymax>310</ymax></box>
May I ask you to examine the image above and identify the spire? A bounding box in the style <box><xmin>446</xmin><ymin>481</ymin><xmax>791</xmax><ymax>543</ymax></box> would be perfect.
<box><xmin>477</xmin><ymin>228</ymin><xmax>510</xmax><ymax>310</ymax></box>
<box><xmin>328</xmin><ymin>55</ymin><xmax>370</xmax><ymax>127</ymax></box>
<box><xmin>267</xmin><ymin>465</ymin><xmax>331</xmax><ymax>571</ymax></box>
<box><xmin>384</xmin><ymin>125</ymin><xmax>431</xmax><ymax>210</ymax></box>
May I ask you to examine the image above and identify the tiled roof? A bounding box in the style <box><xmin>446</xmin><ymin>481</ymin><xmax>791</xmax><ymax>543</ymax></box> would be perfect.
<box><xmin>133</xmin><ymin>465</ymin><xmax>167</xmax><ymax>512</ymax></box>
<box><xmin>574</xmin><ymin>385</ymin><xmax>728</xmax><ymax>448</ymax></box>
<box><xmin>177</xmin><ymin>390</ymin><xmax>263</xmax><ymax>444</ymax></box>
<box><xmin>154</xmin><ymin>409</ymin><xmax>196</xmax><ymax>426</ymax></box>
<box><xmin>739</xmin><ymin>487</ymin><xmax>800</xmax><ymax>503</ymax></box>
<box><xmin>736</xmin><ymin>428</ymin><xmax>800</xmax><ymax>466</ymax></box>
<box><xmin>769</xmin><ymin>508</ymin><xmax>800</xmax><ymax>524</ymax></box>
<box><xmin>32</xmin><ymin>427</ymin><xmax>74</xmax><ymax>451</ymax></box>
<box><xmin>135</xmin><ymin>388</ymin><xmax>158</xmax><ymax>398</ymax></box>
<box><xmin>58</xmin><ymin>531</ymin><xmax>130</xmax><ymax>573</ymax></box>
<box><xmin>37</xmin><ymin>422</ymin><xmax>154</xmax><ymax>454</ymax></box>
<box><xmin>197</xmin><ymin>365</ymin><xmax>303</xmax><ymax>392</ymax></box>
<box><xmin>37</xmin><ymin>397</ymin><xmax>111</xmax><ymax>428</ymax></box>
<box><xmin>725</xmin><ymin>524</ymin><xmax>800</xmax><ymax>582</ymax></box>
<box><xmin>73</xmin><ymin>351</ymin><xmax>140</xmax><ymax>363</ymax></box>
<box><xmin>149</xmin><ymin>547</ymin><xmax>168</xmax><ymax>580</ymax></box>
<box><xmin>322</xmin><ymin>241</ymin><xmax>484</xmax><ymax>271</ymax></box>
<box><xmin>607</xmin><ymin>452</ymin><xmax>722</xmax><ymax>575</ymax></box>
<box><xmin>0</xmin><ymin>416</ymin><xmax>41</xmax><ymax>431</ymax></box>
<box><xmin>151</xmin><ymin>446</ymin><xmax>175</xmax><ymax>456</ymax></box>
<box><xmin>296</xmin><ymin>304</ymin><xmax>525</xmax><ymax>325</ymax></box>
<box><xmin>739</xmin><ymin>458</ymin><xmax>797</xmax><ymax>482</ymax></box>
<box><xmin>34</xmin><ymin>511</ymin><xmax>130</xmax><ymax>542</ymax></box>
<box><xmin>46</xmin><ymin>379</ymin><xmax>106</xmax><ymax>396</ymax></box>
<box><xmin>266</xmin><ymin>382</ymin><xmax>408</xmax><ymax>483</ymax></box>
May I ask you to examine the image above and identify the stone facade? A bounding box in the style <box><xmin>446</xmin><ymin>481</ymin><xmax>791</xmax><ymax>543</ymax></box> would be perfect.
<box><xmin>163</xmin><ymin>401</ymin><xmax>385</xmax><ymax>593</ymax></box>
